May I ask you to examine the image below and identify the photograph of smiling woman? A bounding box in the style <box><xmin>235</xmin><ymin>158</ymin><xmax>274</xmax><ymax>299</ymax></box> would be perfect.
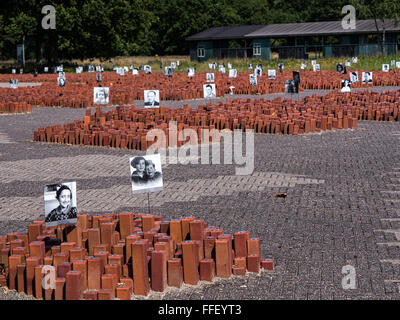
<box><xmin>44</xmin><ymin>182</ymin><xmax>78</xmax><ymax>227</ymax></box>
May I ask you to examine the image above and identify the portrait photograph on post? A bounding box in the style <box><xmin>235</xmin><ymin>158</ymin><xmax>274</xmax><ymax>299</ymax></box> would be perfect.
<box><xmin>206</xmin><ymin>73</ymin><xmax>215</xmax><ymax>82</ymax></box>
<box><xmin>187</xmin><ymin>68</ymin><xmax>195</xmax><ymax>77</ymax></box>
<box><xmin>249</xmin><ymin>74</ymin><xmax>258</xmax><ymax>86</ymax></box>
<box><xmin>130</xmin><ymin>154</ymin><xmax>163</xmax><ymax>194</ymax></box>
<box><xmin>362</xmin><ymin>72</ymin><xmax>373</xmax><ymax>84</ymax></box>
<box><xmin>268</xmin><ymin>69</ymin><xmax>276</xmax><ymax>79</ymax></box>
<box><xmin>350</xmin><ymin>71</ymin><xmax>359</xmax><ymax>83</ymax></box>
<box><xmin>93</xmin><ymin>87</ymin><xmax>109</xmax><ymax>104</ymax></box>
<box><xmin>144</xmin><ymin>65</ymin><xmax>152</xmax><ymax>74</ymax></box>
<box><xmin>203</xmin><ymin>83</ymin><xmax>216</xmax><ymax>99</ymax></box>
<box><xmin>44</xmin><ymin>182</ymin><xmax>78</xmax><ymax>227</ymax></box>
<box><xmin>382</xmin><ymin>64</ymin><xmax>389</xmax><ymax>72</ymax></box>
<box><xmin>313</xmin><ymin>64</ymin><xmax>320</xmax><ymax>72</ymax></box>
<box><xmin>144</xmin><ymin>90</ymin><xmax>160</xmax><ymax>108</ymax></box>
<box><xmin>228</xmin><ymin>69</ymin><xmax>237</xmax><ymax>78</ymax></box>
<box><xmin>9</xmin><ymin>79</ymin><xmax>18</xmax><ymax>89</ymax></box>
<box><xmin>341</xmin><ymin>79</ymin><xmax>351</xmax><ymax>93</ymax></box>
<box><xmin>57</xmin><ymin>73</ymin><xmax>66</xmax><ymax>87</ymax></box>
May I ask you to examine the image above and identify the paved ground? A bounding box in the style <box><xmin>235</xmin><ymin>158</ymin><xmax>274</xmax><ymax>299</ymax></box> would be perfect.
<box><xmin>0</xmin><ymin>87</ymin><xmax>400</xmax><ymax>300</ymax></box>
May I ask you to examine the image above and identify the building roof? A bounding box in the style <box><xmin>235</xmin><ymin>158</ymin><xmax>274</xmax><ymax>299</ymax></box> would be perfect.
<box><xmin>185</xmin><ymin>25</ymin><xmax>265</xmax><ymax>41</ymax></box>
<box><xmin>186</xmin><ymin>19</ymin><xmax>400</xmax><ymax>41</ymax></box>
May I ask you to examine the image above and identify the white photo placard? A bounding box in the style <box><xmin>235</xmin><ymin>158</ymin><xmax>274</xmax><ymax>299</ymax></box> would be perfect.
<box><xmin>228</xmin><ymin>69</ymin><xmax>237</xmax><ymax>78</ymax></box>
<box><xmin>187</xmin><ymin>68</ymin><xmax>195</xmax><ymax>77</ymax></box>
<box><xmin>144</xmin><ymin>90</ymin><xmax>160</xmax><ymax>108</ymax></box>
<box><xmin>350</xmin><ymin>71</ymin><xmax>359</xmax><ymax>83</ymax></box>
<box><xmin>9</xmin><ymin>79</ymin><xmax>18</xmax><ymax>89</ymax></box>
<box><xmin>203</xmin><ymin>83</ymin><xmax>216</xmax><ymax>99</ymax></box>
<box><xmin>268</xmin><ymin>69</ymin><xmax>276</xmax><ymax>79</ymax></box>
<box><xmin>396</xmin><ymin>62</ymin><xmax>400</xmax><ymax>69</ymax></box>
<box><xmin>94</xmin><ymin>87</ymin><xmax>110</xmax><ymax>104</ymax></box>
<box><xmin>206</xmin><ymin>73</ymin><xmax>215</xmax><ymax>82</ymax></box>
<box><xmin>313</xmin><ymin>64</ymin><xmax>320</xmax><ymax>72</ymax></box>
<box><xmin>44</xmin><ymin>182</ymin><xmax>78</xmax><ymax>227</ymax></box>
<box><xmin>362</xmin><ymin>72</ymin><xmax>373</xmax><ymax>84</ymax></box>
<box><xmin>382</xmin><ymin>64</ymin><xmax>389</xmax><ymax>72</ymax></box>
<box><xmin>130</xmin><ymin>154</ymin><xmax>163</xmax><ymax>194</ymax></box>
<box><xmin>144</xmin><ymin>65</ymin><xmax>152</xmax><ymax>74</ymax></box>
<box><xmin>341</xmin><ymin>79</ymin><xmax>351</xmax><ymax>93</ymax></box>
<box><xmin>250</xmin><ymin>74</ymin><xmax>257</xmax><ymax>86</ymax></box>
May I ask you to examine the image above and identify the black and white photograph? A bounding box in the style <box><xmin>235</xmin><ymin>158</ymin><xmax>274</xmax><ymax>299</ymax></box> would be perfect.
<box><xmin>255</xmin><ymin>66</ymin><xmax>262</xmax><ymax>77</ymax></box>
<box><xmin>165</xmin><ymin>66</ymin><xmax>173</xmax><ymax>77</ymax></box>
<box><xmin>206</xmin><ymin>73</ymin><xmax>215</xmax><ymax>82</ymax></box>
<box><xmin>88</xmin><ymin>65</ymin><xmax>95</xmax><ymax>72</ymax></box>
<box><xmin>391</xmin><ymin>60</ymin><xmax>396</xmax><ymax>66</ymax></box>
<box><xmin>203</xmin><ymin>83</ymin><xmax>216</xmax><ymax>99</ymax></box>
<box><xmin>9</xmin><ymin>79</ymin><xmax>18</xmax><ymax>89</ymax></box>
<box><xmin>130</xmin><ymin>154</ymin><xmax>163</xmax><ymax>194</ymax></box>
<box><xmin>345</xmin><ymin>60</ymin><xmax>351</xmax><ymax>67</ymax></box>
<box><xmin>171</xmin><ymin>62</ymin><xmax>176</xmax><ymax>70</ymax></box>
<box><xmin>382</xmin><ymin>64</ymin><xmax>389</xmax><ymax>72</ymax></box>
<box><xmin>123</xmin><ymin>66</ymin><xmax>129</xmax><ymax>72</ymax></box>
<box><xmin>350</xmin><ymin>71</ymin><xmax>359</xmax><ymax>83</ymax></box>
<box><xmin>396</xmin><ymin>62</ymin><xmax>400</xmax><ymax>69</ymax></box>
<box><xmin>352</xmin><ymin>57</ymin><xmax>358</xmax><ymax>63</ymax></box>
<box><xmin>76</xmin><ymin>66</ymin><xmax>83</xmax><ymax>74</ymax></box>
<box><xmin>144</xmin><ymin>90</ymin><xmax>160</xmax><ymax>108</ymax></box>
<box><xmin>132</xmin><ymin>68</ymin><xmax>139</xmax><ymax>75</ymax></box>
<box><xmin>19</xmin><ymin>69</ymin><xmax>23</xmax><ymax>74</ymax></box>
<box><xmin>228</xmin><ymin>63</ymin><xmax>232</xmax><ymax>70</ymax></box>
<box><xmin>362</xmin><ymin>71</ymin><xmax>373</xmax><ymax>84</ymax></box>
<box><xmin>311</xmin><ymin>60</ymin><xmax>317</xmax><ymax>66</ymax></box>
<box><xmin>11</xmin><ymin>69</ymin><xmax>16</xmax><ymax>74</ymax></box>
<box><xmin>341</xmin><ymin>79</ymin><xmax>351</xmax><ymax>93</ymax></box>
<box><xmin>248</xmin><ymin>63</ymin><xmax>253</xmax><ymax>70</ymax></box>
<box><xmin>278</xmin><ymin>63</ymin><xmax>284</xmax><ymax>73</ymax></box>
<box><xmin>219</xmin><ymin>65</ymin><xmax>226</xmax><ymax>74</ymax></box>
<box><xmin>144</xmin><ymin>65</ymin><xmax>152</xmax><ymax>74</ymax></box>
<box><xmin>44</xmin><ymin>67</ymin><xmax>48</xmax><ymax>72</ymax></box>
<box><xmin>44</xmin><ymin>182</ymin><xmax>78</xmax><ymax>227</ymax></box>
<box><xmin>116</xmin><ymin>67</ymin><xmax>125</xmax><ymax>76</ymax></box>
<box><xmin>336</xmin><ymin>63</ymin><xmax>345</xmax><ymax>73</ymax></box>
<box><xmin>313</xmin><ymin>64</ymin><xmax>320</xmax><ymax>72</ymax></box>
<box><xmin>300</xmin><ymin>62</ymin><xmax>307</xmax><ymax>70</ymax></box>
<box><xmin>93</xmin><ymin>87</ymin><xmax>110</xmax><ymax>104</ymax></box>
<box><xmin>285</xmin><ymin>79</ymin><xmax>298</xmax><ymax>93</ymax></box>
<box><xmin>229</xmin><ymin>86</ymin><xmax>235</xmax><ymax>95</ymax></box>
<box><xmin>96</xmin><ymin>73</ymin><xmax>102</xmax><ymax>82</ymax></box>
<box><xmin>250</xmin><ymin>74</ymin><xmax>257</xmax><ymax>86</ymax></box>
<box><xmin>293</xmin><ymin>71</ymin><xmax>300</xmax><ymax>84</ymax></box>
<box><xmin>228</xmin><ymin>69</ymin><xmax>237</xmax><ymax>78</ymax></box>
<box><xmin>268</xmin><ymin>69</ymin><xmax>276</xmax><ymax>79</ymax></box>
<box><xmin>57</xmin><ymin>74</ymin><xmax>66</xmax><ymax>87</ymax></box>
<box><xmin>187</xmin><ymin>68</ymin><xmax>195</xmax><ymax>77</ymax></box>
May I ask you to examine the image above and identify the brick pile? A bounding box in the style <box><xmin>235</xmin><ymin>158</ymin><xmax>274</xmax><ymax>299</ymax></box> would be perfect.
<box><xmin>0</xmin><ymin>213</ymin><xmax>273</xmax><ymax>300</ymax></box>
<box><xmin>0</xmin><ymin>102</ymin><xmax>31</xmax><ymax>114</ymax></box>
<box><xmin>34</xmin><ymin>89</ymin><xmax>400</xmax><ymax>150</ymax></box>
<box><xmin>2</xmin><ymin>70</ymin><xmax>400</xmax><ymax>109</ymax></box>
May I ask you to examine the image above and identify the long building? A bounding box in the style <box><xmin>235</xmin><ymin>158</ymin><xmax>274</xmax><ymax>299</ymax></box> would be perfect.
<box><xmin>186</xmin><ymin>20</ymin><xmax>400</xmax><ymax>61</ymax></box>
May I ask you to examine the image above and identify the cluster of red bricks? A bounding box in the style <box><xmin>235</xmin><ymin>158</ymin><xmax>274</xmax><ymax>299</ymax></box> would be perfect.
<box><xmin>0</xmin><ymin>102</ymin><xmax>31</xmax><ymax>114</ymax></box>
<box><xmin>33</xmin><ymin>89</ymin><xmax>400</xmax><ymax>150</ymax></box>
<box><xmin>2</xmin><ymin>70</ymin><xmax>400</xmax><ymax>109</ymax></box>
<box><xmin>0</xmin><ymin>213</ymin><xmax>273</xmax><ymax>300</ymax></box>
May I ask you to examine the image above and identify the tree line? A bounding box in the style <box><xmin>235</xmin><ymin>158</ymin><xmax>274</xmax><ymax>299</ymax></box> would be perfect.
<box><xmin>0</xmin><ymin>0</ymin><xmax>398</xmax><ymax>62</ymax></box>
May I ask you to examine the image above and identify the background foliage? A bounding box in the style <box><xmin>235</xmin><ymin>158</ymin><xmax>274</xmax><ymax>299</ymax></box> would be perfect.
<box><xmin>0</xmin><ymin>0</ymin><xmax>399</xmax><ymax>62</ymax></box>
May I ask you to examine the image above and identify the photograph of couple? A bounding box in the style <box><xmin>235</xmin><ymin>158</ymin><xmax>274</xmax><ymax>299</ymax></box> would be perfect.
<box><xmin>130</xmin><ymin>154</ymin><xmax>163</xmax><ymax>194</ymax></box>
